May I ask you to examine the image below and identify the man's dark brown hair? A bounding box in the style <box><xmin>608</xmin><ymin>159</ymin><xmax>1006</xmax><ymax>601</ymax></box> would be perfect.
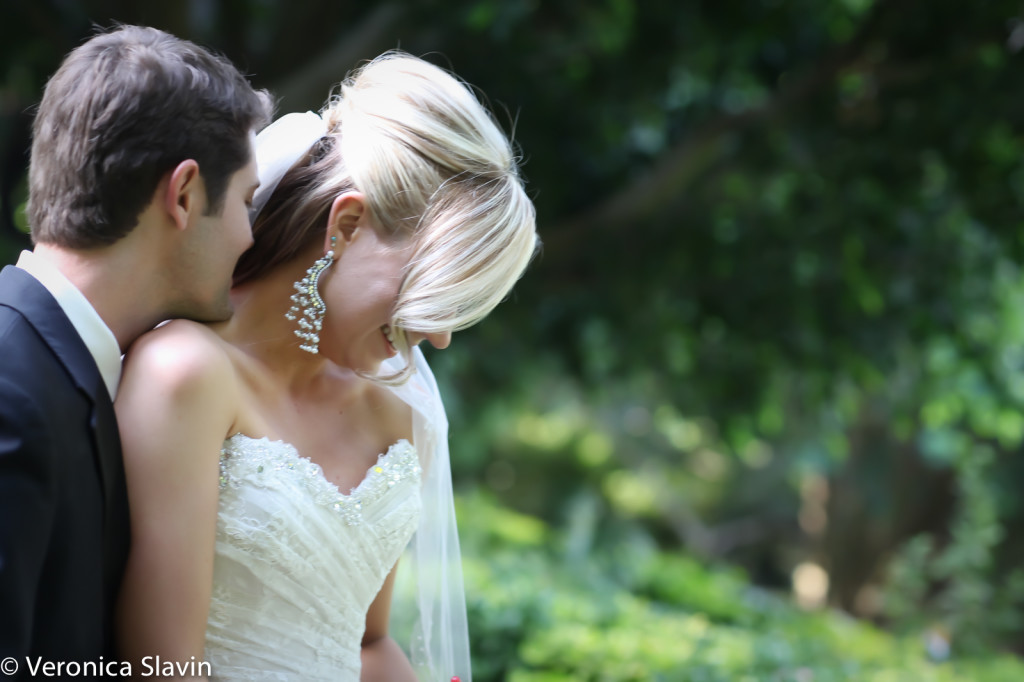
<box><xmin>27</xmin><ymin>25</ymin><xmax>272</xmax><ymax>249</ymax></box>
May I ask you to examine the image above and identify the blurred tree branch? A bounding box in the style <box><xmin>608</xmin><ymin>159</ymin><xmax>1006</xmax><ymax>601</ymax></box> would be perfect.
<box><xmin>543</xmin><ymin>0</ymin><xmax>903</xmax><ymax>259</ymax></box>
<box><xmin>269</xmin><ymin>2</ymin><xmax>404</xmax><ymax>111</ymax></box>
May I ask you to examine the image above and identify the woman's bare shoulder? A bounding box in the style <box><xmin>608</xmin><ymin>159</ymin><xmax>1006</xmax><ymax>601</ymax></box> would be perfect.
<box><xmin>120</xmin><ymin>320</ymin><xmax>237</xmax><ymax>398</ymax></box>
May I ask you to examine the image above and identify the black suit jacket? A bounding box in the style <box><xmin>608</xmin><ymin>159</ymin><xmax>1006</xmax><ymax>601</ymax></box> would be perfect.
<box><xmin>0</xmin><ymin>265</ymin><xmax>129</xmax><ymax>668</ymax></box>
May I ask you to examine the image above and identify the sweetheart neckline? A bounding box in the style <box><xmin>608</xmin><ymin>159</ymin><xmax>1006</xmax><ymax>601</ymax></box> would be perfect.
<box><xmin>222</xmin><ymin>432</ymin><xmax>415</xmax><ymax>502</ymax></box>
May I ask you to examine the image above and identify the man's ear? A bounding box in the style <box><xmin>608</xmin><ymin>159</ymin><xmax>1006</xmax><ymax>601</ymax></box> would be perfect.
<box><xmin>325</xmin><ymin>192</ymin><xmax>367</xmax><ymax>254</ymax></box>
<box><xmin>163</xmin><ymin>159</ymin><xmax>202</xmax><ymax>231</ymax></box>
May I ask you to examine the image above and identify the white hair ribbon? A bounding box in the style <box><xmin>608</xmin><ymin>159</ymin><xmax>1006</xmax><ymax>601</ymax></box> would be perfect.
<box><xmin>250</xmin><ymin>111</ymin><xmax>329</xmax><ymax>220</ymax></box>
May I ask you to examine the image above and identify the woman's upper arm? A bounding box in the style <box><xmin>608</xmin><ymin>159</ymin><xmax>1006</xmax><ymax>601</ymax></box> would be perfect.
<box><xmin>361</xmin><ymin>561</ymin><xmax>420</xmax><ymax>680</ymax></box>
<box><xmin>114</xmin><ymin>323</ymin><xmax>236</xmax><ymax>664</ymax></box>
<box><xmin>363</xmin><ymin>561</ymin><xmax>401</xmax><ymax>646</ymax></box>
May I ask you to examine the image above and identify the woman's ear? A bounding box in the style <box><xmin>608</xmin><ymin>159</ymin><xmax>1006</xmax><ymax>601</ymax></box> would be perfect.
<box><xmin>163</xmin><ymin>159</ymin><xmax>202</xmax><ymax>231</ymax></box>
<box><xmin>325</xmin><ymin>191</ymin><xmax>367</xmax><ymax>254</ymax></box>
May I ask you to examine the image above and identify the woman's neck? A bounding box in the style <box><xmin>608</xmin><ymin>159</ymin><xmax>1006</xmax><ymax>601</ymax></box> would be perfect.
<box><xmin>218</xmin><ymin>266</ymin><xmax>338</xmax><ymax>391</ymax></box>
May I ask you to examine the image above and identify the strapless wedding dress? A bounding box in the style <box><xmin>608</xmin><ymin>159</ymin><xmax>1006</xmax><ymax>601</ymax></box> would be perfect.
<box><xmin>204</xmin><ymin>433</ymin><xmax>422</xmax><ymax>681</ymax></box>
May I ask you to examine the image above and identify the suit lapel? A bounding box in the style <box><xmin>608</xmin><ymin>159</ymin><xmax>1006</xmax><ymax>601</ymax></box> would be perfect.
<box><xmin>0</xmin><ymin>265</ymin><xmax>126</xmax><ymax>530</ymax></box>
<box><xmin>0</xmin><ymin>267</ymin><xmax>105</xmax><ymax>395</ymax></box>
<box><xmin>90</xmin><ymin>375</ymin><xmax>129</xmax><ymax>601</ymax></box>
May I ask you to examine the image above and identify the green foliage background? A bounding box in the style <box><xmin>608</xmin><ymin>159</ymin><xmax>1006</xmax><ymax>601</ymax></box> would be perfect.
<box><xmin>3</xmin><ymin>0</ymin><xmax>1024</xmax><ymax>678</ymax></box>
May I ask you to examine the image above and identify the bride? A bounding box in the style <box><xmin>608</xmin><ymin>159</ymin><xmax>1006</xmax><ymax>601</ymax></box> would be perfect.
<box><xmin>114</xmin><ymin>52</ymin><xmax>537</xmax><ymax>681</ymax></box>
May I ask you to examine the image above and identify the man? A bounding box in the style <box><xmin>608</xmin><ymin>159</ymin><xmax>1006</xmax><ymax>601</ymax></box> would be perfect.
<box><xmin>0</xmin><ymin>25</ymin><xmax>271</xmax><ymax>669</ymax></box>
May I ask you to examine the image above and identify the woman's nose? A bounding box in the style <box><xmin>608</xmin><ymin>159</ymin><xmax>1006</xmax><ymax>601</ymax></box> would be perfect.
<box><xmin>424</xmin><ymin>330</ymin><xmax>452</xmax><ymax>350</ymax></box>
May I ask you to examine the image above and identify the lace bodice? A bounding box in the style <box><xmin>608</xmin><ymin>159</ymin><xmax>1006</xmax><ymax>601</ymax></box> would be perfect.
<box><xmin>205</xmin><ymin>434</ymin><xmax>422</xmax><ymax>681</ymax></box>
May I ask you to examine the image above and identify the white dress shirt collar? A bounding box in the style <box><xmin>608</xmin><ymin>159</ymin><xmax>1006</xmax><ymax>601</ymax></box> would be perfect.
<box><xmin>16</xmin><ymin>250</ymin><xmax>122</xmax><ymax>400</ymax></box>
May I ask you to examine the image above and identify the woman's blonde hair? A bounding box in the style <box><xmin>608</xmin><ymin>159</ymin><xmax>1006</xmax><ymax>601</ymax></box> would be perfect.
<box><xmin>233</xmin><ymin>51</ymin><xmax>538</xmax><ymax>380</ymax></box>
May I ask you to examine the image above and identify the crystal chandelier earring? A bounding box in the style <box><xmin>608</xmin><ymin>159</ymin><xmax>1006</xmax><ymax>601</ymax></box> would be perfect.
<box><xmin>285</xmin><ymin>243</ymin><xmax>335</xmax><ymax>354</ymax></box>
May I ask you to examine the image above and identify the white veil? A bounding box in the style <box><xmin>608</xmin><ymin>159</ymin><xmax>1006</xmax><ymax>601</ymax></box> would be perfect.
<box><xmin>381</xmin><ymin>348</ymin><xmax>472</xmax><ymax>681</ymax></box>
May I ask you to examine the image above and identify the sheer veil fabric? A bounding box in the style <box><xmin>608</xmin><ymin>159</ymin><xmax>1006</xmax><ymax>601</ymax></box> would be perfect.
<box><xmin>381</xmin><ymin>348</ymin><xmax>472</xmax><ymax>681</ymax></box>
<box><xmin>249</xmin><ymin>112</ymin><xmax>326</xmax><ymax>220</ymax></box>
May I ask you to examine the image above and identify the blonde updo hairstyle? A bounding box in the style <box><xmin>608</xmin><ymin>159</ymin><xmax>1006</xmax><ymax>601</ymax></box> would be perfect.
<box><xmin>233</xmin><ymin>52</ymin><xmax>538</xmax><ymax>381</ymax></box>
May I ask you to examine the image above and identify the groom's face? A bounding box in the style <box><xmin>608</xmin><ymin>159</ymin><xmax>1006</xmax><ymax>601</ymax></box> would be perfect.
<box><xmin>177</xmin><ymin>148</ymin><xmax>259</xmax><ymax>322</ymax></box>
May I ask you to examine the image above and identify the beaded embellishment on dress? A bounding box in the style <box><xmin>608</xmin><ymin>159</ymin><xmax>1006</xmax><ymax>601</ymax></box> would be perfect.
<box><xmin>206</xmin><ymin>434</ymin><xmax>422</xmax><ymax>681</ymax></box>
<box><xmin>218</xmin><ymin>434</ymin><xmax>420</xmax><ymax>525</ymax></box>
